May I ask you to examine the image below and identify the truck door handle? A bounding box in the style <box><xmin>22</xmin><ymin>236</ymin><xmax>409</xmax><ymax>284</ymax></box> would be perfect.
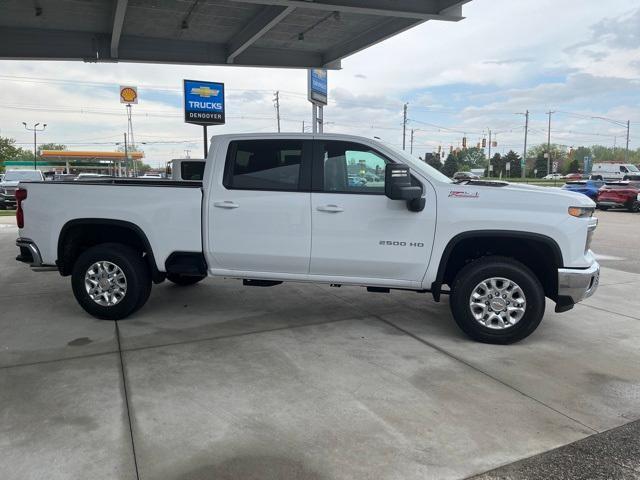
<box><xmin>316</xmin><ymin>204</ymin><xmax>344</xmax><ymax>213</ymax></box>
<box><xmin>214</xmin><ymin>201</ymin><xmax>239</xmax><ymax>209</ymax></box>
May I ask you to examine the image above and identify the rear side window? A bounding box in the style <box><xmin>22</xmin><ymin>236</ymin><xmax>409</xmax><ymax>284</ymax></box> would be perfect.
<box><xmin>181</xmin><ymin>161</ymin><xmax>204</xmax><ymax>181</ymax></box>
<box><xmin>224</xmin><ymin>140</ymin><xmax>303</xmax><ymax>191</ymax></box>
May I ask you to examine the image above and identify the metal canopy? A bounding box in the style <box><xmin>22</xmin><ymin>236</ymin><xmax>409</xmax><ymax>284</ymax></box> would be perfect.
<box><xmin>0</xmin><ymin>0</ymin><xmax>470</xmax><ymax>69</ymax></box>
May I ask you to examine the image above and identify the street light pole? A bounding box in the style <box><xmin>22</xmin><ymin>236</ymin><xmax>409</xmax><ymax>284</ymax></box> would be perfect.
<box><xmin>22</xmin><ymin>122</ymin><xmax>47</xmax><ymax>170</ymax></box>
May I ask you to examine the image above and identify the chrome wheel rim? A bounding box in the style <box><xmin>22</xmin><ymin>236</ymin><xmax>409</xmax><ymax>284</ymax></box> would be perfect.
<box><xmin>469</xmin><ymin>277</ymin><xmax>526</xmax><ymax>330</ymax></box>
<box><xmin>84</xmin><ymin>261</ymin><xmax>127</xmax><ymax>307</ymax></box>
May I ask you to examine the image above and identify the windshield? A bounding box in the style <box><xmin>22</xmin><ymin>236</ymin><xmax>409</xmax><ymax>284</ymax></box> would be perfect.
<box><xmin>4</xmin><ymin>170</ymin><xmax>43</xmax><ymax>181</ymax></box>
<box><xmin>627</xmin><ymin>164</ymin><xmax>639</xmax><ymax>172</ymax></box>
<box><xmin>384</xmin><ymin>144</ymin><xmax>453</xmax><ymax>183</ymax></box>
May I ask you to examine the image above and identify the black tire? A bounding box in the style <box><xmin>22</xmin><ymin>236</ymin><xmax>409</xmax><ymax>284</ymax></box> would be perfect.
<box><xmin>71</xmin><ymin>243</ymin><xmax>152</xmax><ymax>320</ymax></box>
<box><xmin>628</xmin><ymin>201</ymin><xmax>640</xmax><ymax>213</ymax></box>
<box><xmin>449</xmin><ymin>256</ymin><xmax>545</xmax><ymax>344</ymax></box>
<box><xmin>597</xmin><ymin>205</ymin><xmax>609</xmax><ymax>211</ymax></box>
<box><xmin>166</xmin><ymin>273</ymin><xmax>205</xmax><ymax>286</ymax></box>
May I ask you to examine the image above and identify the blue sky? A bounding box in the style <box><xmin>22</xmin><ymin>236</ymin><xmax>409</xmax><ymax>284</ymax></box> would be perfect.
<box><xmin>0</xmin><ymin>0</ymin><xmax>638</xmax><ymax>166</ymax></box>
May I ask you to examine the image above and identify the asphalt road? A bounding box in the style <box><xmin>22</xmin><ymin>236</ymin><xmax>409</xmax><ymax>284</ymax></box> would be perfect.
<box><xmin>591</xmin><ymin>209</ymin><xmax>640</xmax><ymax>274</ymax></box>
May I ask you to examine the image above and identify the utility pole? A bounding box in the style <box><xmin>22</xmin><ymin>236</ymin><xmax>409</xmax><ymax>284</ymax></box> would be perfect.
<box><xmin>546</xmin><ymin>111</ymin><xmax>554</xmax><ymax>176</ymax></box>
<box><xmin>625</xmin><ymin>120</ymin><xmax>630</xmax><ymax>163</ymax></box>
<box><xmin>523</xmin><ymin>111</ymin><xmax>529</xmax><ymax>178</ymax></box>
<box><xmin>123</xmin><ymin>132</ymin><xmax>129</xmax><ymax>177</ymax></box>
<box><xmin>302</xmin><ymin>121</ymin><xmax>305</xmax><ymax>133</ymax></box>
<box><xmin>487</xmin><ymin>129</ymin><xmax>492</xmax><ymax>177</ymax></box>
<box><xmin>273</xmin><ymin>91</ymin><xmax>281</xmax><ymax>133</ymax></box>
<box><xmin>410</xmin><ymin>129</ymin><xmax>415</xmax><ymax>154</ymax></box>
<box><xmin>22</xmin><ymin>122</ymin><xmax>47</xmax><ymax>170</ymax></box>
<box><xmin>402</xmin><ymin>103</ymin><xmax>408</xmax><ymax>150</ymax></box>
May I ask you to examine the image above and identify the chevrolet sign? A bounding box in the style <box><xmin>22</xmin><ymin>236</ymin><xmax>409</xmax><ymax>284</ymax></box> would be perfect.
<box><xmin>184</xmin><ymin>79</ymin><xmax>225</xmax><ymax>126</ymax></box>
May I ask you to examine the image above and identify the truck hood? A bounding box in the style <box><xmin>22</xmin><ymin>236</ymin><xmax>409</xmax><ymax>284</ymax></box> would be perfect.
<box><xmin>500</xmin><ymin>182</ymin><xmax>595</xmax><ymax>207</ymax></box>
<box><xmin>1</xmin><ymin>181</ymin><xmax>20</xmax><ymax>188</ymax></box>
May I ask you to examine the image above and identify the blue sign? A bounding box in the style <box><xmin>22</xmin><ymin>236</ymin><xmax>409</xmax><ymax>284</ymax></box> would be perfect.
<box><xmin>308</xmin><ymin>69</ymin><xmax>327</xmax><ymax>105</ymax></box>
<box><xmin>184</xmin><ymin>79</ymin><xmax>225</xmax><ymax>125</ymax></box>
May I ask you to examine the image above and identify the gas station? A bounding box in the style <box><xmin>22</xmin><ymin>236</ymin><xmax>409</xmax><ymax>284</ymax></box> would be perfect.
<box><xmin>2</xmin><ymin>2</ymin><xmax>640</xmax><ymax>480</ymax></box>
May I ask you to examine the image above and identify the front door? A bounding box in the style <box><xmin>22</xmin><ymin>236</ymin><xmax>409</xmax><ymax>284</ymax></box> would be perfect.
<box><xmin>208</xmin><ymin>138</ymin><xmax>312</xmax><ymax>274</ymax></box>
<box><xmin>310</xmin><ymin>140</ymin><xmax>436</xmax><ymax>283</ymax></box>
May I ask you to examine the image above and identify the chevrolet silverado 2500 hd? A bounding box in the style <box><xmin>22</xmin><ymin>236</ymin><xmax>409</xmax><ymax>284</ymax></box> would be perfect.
<box><xmin>14</xmin><ymin>133</ymin><xmax>600</xmax><ymax>344</ymax></box>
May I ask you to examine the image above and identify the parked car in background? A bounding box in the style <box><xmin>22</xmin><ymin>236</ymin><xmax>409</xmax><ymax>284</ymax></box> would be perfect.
<box><xmin>563</xmin><ymin>173</ymin><xmax>583</xmax><ymax>180</ymax></box>
<box><xmin>591</xmin><ymin>163</ymin><xmax>640</xmax><ymax>181</ymax></box>
<box><xmin>74</xmin><ymin>173</ymin><xmax>111</xmax><ymax>181</ymax></box>
<box><xmin>542</xmin><ymin>173</ymin><xmax>563</xmax><ymax>180</ymax></box>
<box><xmin>139</xmin><ymin>173</ymin><xmax>164</xmax><ymax>179</ymax></box>
<box><xmin>596</xmin><ymin>181</ymin><xmax>640</xmax><ymax>212</ymax></box>
<box><xmin>169</xmin><ymin>159</ymin><xmax>205</xmax><ymax>181</ymax></box>
<box><xmin>562</xmin><ymin>179</ymin><xmax>604</xmax><ymax>200</ymax></box>
<box><xmin>53</xmin><ymin>174</ymin><xmax>76</xmax><ymax>182</ymax></box>
<box><xmin>1</xmin><ymin>170</ymin><xmax>44</xmax><ymax>209</ymax></box>
<box><xmin>453</xmin><ymin>171</ymin><xmax>479</xmax><ymax>180</ymax></box>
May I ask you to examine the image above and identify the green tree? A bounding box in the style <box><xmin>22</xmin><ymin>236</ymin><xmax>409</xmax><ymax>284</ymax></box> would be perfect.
<box><xmin>0</xmin><ymin>137</ymin><xmax>28</xmax><ymax>172</ymax></box>
<box><xmin>486</xmin><ymin>153</ymin><xmax>501</xmax><ymax>177</ymax></box>
<box><xmin>37</xmin><ymin>143</ymin><xmax>66</xmax><ymax>156</ymax></box>
<box><xmin>442</xmin><ymin>153</ymin><xmax>458</xmax><ymax>177</ymax></box>
<box><xmin>423</xmin><ymin>153</ymin><xmax>443</xmax><ymax>171</ymax></box>
<box><xmin>528</xmin><ymin>143</ymin><xmax>568</xmax><ymax>173</ymax></box>
<box><xmin>567</xmin><ymin>146</ymin><xmax>591</xmax><ymax>174</ymax></box>
<box><xmin>457</xmin><ymin>146</ymin><xmax>487</xmax><ymax>170</ymax></box>
<box><xmin>503</xmin><ymin>150</ymin><xmax>522</xmax><ymax>178</ymax></box>
<box><xmin>534</xmin><ymin>153</ymin><xmax>548</xmax><ymax>178</ymax></box>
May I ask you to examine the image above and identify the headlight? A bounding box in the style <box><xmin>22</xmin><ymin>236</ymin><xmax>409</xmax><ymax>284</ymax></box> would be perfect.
<box><xmin>568</xmin><ymin>206</ymin><xmax>594</xmax><ymax>218</ymax></box>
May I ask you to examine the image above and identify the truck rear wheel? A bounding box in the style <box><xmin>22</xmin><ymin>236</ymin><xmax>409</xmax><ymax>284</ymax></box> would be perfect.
<box><xmin>71</xmin><ymin>243</ymin><xmax>151</xmax><ymax>320</ymax></box>
<box><xmin>167</xmin><ymin>273</ymin><xmax>205</xmax><ymax>286</ymax></box>
<box><xmin>449</xmin><ymin>256</ymin><xmax>545</xmax><ymax>344</ymax></box>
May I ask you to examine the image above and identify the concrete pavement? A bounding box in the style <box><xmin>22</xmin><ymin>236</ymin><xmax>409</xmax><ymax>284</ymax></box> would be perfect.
<box><xmin>1</xmin><ymin>220</ymin><xmax>640</xmax><ymax>480</ymax></box>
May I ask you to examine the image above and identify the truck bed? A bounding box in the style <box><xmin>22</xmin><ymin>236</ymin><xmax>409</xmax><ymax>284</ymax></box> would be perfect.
<box><xmin>18</xmin><ymin>180</ymin><xmax>203</xmax><ymax>271</ymax></box>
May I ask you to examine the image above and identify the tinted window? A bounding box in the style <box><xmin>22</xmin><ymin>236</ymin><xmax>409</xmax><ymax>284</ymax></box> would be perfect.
<box><xmin>224</xmin><ymin>140</ymin><xmax>302</xmax><ymax>191</ymax></box>
<box><xmin>181</xmin><ymin>161</ymin><xmax>205</xmax><ymax>181</ymax></box>
<box><xmin>322</xmin><ymin>141</ymin><xmax>388</xmax><ymax>194</ymax></box>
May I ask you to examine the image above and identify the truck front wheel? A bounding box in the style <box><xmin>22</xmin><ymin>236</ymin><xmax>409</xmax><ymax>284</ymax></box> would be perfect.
<box><xmin>71</xmin><ymin>243</ymin><xmax>151</xmax><ymax>320</ymax></box>
<box><xmin>449</xmin><ymin>256</ymin><xmax>545</xmax><ymax>344</ymax></box>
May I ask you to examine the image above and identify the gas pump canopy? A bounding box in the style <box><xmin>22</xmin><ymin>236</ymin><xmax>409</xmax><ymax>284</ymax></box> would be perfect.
<box><xmin>0</xmin><ymin>0</ymin><xmax>471</xmax><ymax>69</ymax></box>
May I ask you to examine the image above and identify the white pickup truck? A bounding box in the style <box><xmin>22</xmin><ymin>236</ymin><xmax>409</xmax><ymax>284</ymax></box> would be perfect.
<box><xmin>14</xmin><ymin>133</ymin><xmax>600</xmax><ymax>344</ymax></box>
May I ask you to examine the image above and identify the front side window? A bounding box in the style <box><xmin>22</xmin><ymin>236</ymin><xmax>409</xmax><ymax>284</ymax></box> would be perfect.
<box><xmin>224</xmin><ymin>140</ymin><xmax>303</xmax><ymax>191</ymax></box>
<box><xmin>322</xmin><ymin>141</ymin><xmax>388</xmax><ymax>194</ymax></box>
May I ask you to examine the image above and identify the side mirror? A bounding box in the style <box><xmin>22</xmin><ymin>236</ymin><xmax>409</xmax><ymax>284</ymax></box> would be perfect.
<box><xmin>385</xmin><ymin>164</ymin><xmax>425</xmax><ymax>212</ymax></box>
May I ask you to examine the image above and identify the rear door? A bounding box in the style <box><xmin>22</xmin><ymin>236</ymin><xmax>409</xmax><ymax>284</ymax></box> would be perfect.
<box><xmin>309</xmin><ymin>139</ymin><xmax>436</xmax><ymax>283</ymax></box>
<box><xmin>207</xmin><ymin>138</ymin><xmax>312</xmax><ymax>274</ymax></box>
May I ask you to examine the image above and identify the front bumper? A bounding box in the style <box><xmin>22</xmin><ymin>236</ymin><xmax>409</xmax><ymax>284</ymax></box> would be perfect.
<box><xmin>557</xmin><ymin>260</ymin><xmax>600</xmax><ymax>308</ymax></box>
<box><xmin>16</xmin><ymin>237</ymin><xmax>44</xmax><ymax>267</ymax></box>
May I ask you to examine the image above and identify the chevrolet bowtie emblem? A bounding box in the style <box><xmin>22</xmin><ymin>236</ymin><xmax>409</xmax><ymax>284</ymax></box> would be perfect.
<box><xmin>190</xmin><ymin>86</ymin><xmax>219</xmax><ymax>97</ymax></box>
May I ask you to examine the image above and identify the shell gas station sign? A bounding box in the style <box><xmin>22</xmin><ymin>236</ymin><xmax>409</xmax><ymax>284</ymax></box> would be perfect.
<box><xmin>119</xmin><ymin>85</ymin><xmax>138</xmax><ymax>104</ymax></box>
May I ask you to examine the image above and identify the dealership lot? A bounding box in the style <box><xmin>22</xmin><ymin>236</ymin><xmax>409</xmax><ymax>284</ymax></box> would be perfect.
<box><xmin>1</xmin><ymin>211</ymin><xmax>640</xmax><ymax>480</ymax></box>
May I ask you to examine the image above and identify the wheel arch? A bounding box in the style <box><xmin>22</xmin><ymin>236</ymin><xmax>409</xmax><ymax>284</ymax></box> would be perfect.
<box><xmin>431</xmin><ymin>230</ymin><xmax>564</xmax><ymax>302</ymax></box>
<box><xmin>57</xmin><ymin>218</ymin><xmax>164</xmax><ymax>283</ymax></box>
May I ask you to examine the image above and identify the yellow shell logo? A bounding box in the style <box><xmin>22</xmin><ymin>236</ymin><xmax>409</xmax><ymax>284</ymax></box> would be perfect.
<box><xmin>120</xmin><ymin>87</ymin><xmax>137</xmax><ymax>103</ymax></box>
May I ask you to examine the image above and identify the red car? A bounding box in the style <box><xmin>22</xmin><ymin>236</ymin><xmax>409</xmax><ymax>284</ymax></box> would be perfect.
<box><xmin>596</xmin><ymin>181</ymin><xmax>640</xmax><ymax>212</ymax></box>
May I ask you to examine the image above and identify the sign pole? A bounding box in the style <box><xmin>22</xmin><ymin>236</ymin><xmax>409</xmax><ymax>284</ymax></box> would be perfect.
<box><xmin>203</xmin><ymin>125</ymin><xmax>208</xmax><ymax>158</ymax></box>
<box><xmin>318</xmin><ymin>106</ymin><xmax>323</xmax><ymax>133</ymax></box>
<box><xmin>312</xmin><ymin>104</ymin><xmax>318</xmax><ymax>133</ymax></box>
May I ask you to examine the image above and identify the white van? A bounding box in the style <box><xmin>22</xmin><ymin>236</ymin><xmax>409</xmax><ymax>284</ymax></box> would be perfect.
<box><xmin>169</xmin><ymin>158</ymin><xmax>205</xmax><ymax>181</ymax></box>
<box><xmin>591</xmin><ymin>163</ymin><xmax>639</xmax><ymax>180</ymax></box>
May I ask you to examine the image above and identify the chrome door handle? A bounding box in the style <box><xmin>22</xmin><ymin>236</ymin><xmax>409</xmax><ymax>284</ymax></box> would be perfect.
<box><xmin>316</xmin><ymin>204</ymin><xmax>344</xmax><ymax>213</ymax></box>
<box><xmin>214</xmin><ymin>201</ymin><xmax>239</xmax><ymax>209</ymax></box>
